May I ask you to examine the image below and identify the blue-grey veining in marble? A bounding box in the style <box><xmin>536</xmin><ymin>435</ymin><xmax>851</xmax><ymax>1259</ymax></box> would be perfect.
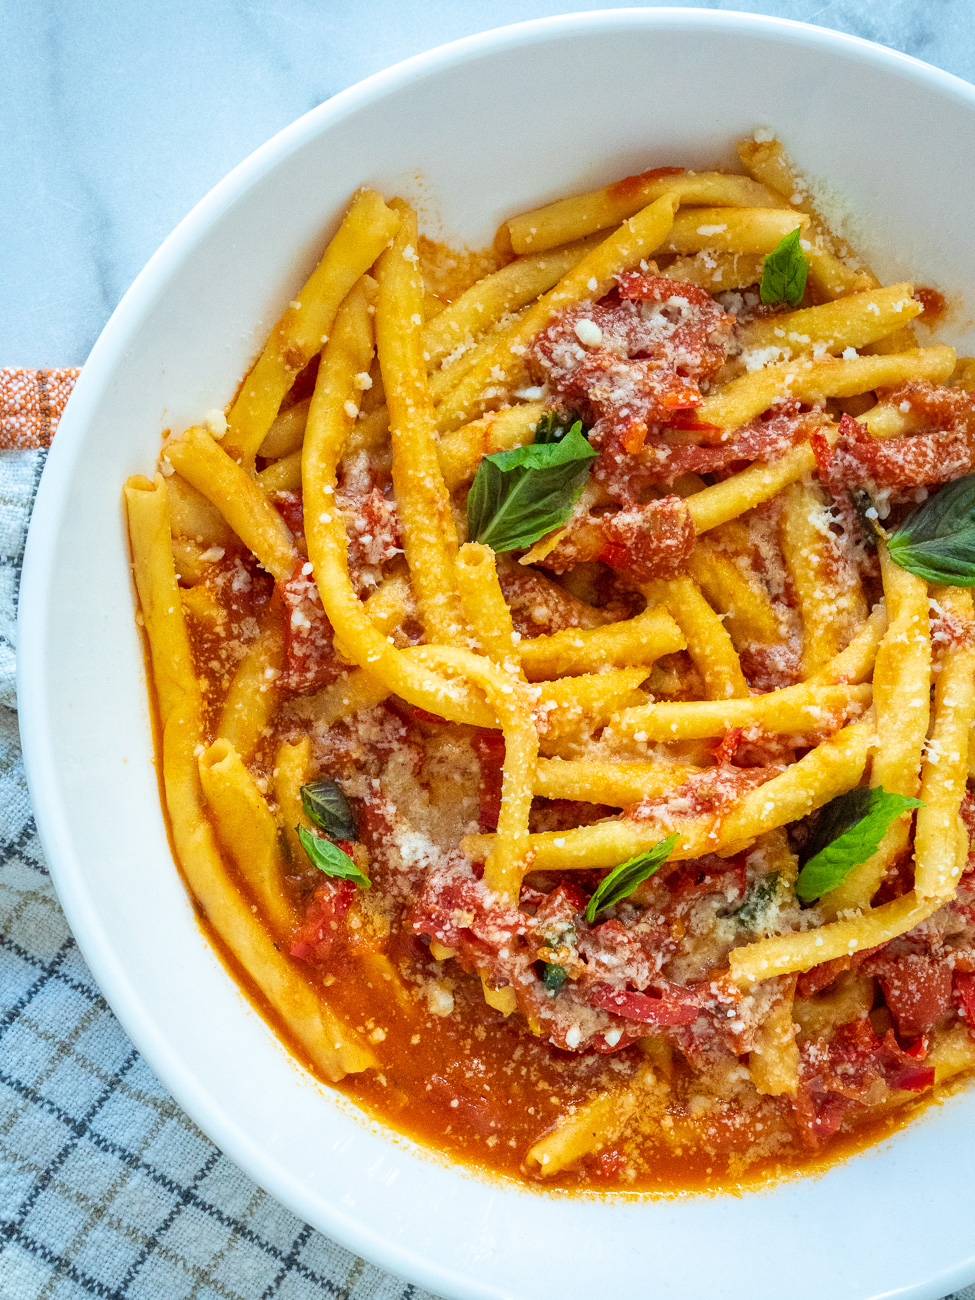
<box><xmin>2</xmin><ymin>0</ymin><xmax>975</xmax><ymax>369</ymax></box>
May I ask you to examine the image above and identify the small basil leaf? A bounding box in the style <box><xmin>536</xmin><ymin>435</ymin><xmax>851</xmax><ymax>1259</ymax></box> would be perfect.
<box><xmin>300</xmin><ymin>779</ymin><xmax>357</xmax><ymax>840</ymax></box>
<box><xmin>297</xmin><ymin>826</ymin><xmax>371</xmax><ymax>887</ymax></box>
<box><xmin>760</xmin><ymin>227</ymin><xmax>809</xmax><ymax>308</ymax></box>
<box><xmin>887</xmin><ymin>474</ymin><xmax>975</xmax><ymax>584</ymax></box>
<box><xmin>467</xmin><ymin>419</ymin><xmax>597</xmax><ymax>552</ymax></box>
<box><xmin>585</xmin><ymin>833</ymin><xmax>679</xmax><ymax>923</ymax></box>
<box><xmin>542</xmin><ymin>962</ymin><xmax>568</xmax><ymax>995</ymax></box>
<box><xmin>795</xmin><ymin>787</ymin><xmax>922</xmax><ymax>904</ymax></box>
<box><xmin>532</xmin><ymin>409</ymin><xmax>581</xmax><ymax>445</ymax></box>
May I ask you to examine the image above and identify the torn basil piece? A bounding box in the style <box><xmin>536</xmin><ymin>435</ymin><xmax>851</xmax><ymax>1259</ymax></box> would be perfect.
<box><xmin>300</xmin><ymin>779</ymin><xmax>358</xmax><ymax>841</ymax></box>
<box><xmin>297</xmin><ymin>826</ymin><xmax>371</xmax><ymax>888</ymax></box>
<box><xmin>887</xmin><ymin>473</ymin><xmax>975</xmax><ymax>584</ymax></box>
<box><xmin>795</xmin><ymin>787</ymin><xmax>922</xmax><ymax>904</ymax></box>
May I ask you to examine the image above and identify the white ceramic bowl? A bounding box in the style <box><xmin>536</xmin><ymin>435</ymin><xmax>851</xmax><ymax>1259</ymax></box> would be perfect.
<box><xmin>18</xmin><ymin>10</ymin><xmax>975</xmax><ymax>1299</ymax></box>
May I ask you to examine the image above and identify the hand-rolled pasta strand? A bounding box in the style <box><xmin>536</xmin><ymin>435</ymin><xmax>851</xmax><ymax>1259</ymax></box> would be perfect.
<box><xmin>525</xmin><ymin>1064</ymin><xmax>658</xmax><ymax>1175</ymax></box>
<box><xmin>296</xmin><ymin>669</ymin><xmax>392</xmax><ymax>729</ymax></box>
<box><xmin>437</xmin><ymin>402</ymin><xmax>544</xmax><ymax>491</ymax></box>
<box><xmin>779</xmin><ymin>480</ymin><xmax>867</xmax><ymax>676</ymax></box>
<box><xmin>748</xmin><ymin>979</ymin><xmax>799</xmax><ymax>1098</ymax></box>
<box><xmin>517</xmin><ymin>602</ymin><xmax>684</xmax><ymax>680</ymax></box>
<box><xmin>216</xmin><ymin>603</ymin><xmax>286</xmax><ymax>763</ymax></box>
<box><xmin>124</xmin><ymin>474</ymin><xmax>201</xmax><ymax>725</ymax></box>
<box><xmin>531</xmin><ymin>667</ymin><xmax>651</xmax><ymax>752</ymax></box>
<box><xmin>164</xmin><ymin>426</ymin><xmax>297</xmax><ymax>581</ymax></box>
<box><xmin>377</xmin><ymin>204</ymin><xmax>466</xmax><ymax>645</ymax></box>
<box><xmin>660</xmin><ymin>207</ymin><xmax>807</xmax><ymax>256</ymax></box>
<box><xmin>643</xmin><ymin>576</ymin><xmax>749</xmax><ymax>700</ymax></box>
<box><xmin>611</xmin><ymin>680</ymin><xmax>871</xmax><ymax>742</ymax></box>
<box><xmin>735</xmin><ymin>283</ymin><xmax>922</xmax><ymax>360</ymax></box>
<box><xmin>825</xmin><ymin>550</ymin><xmax>930</xmax><ymax>912</ymax></box>
<box><xmin>256</xmin><ymin>449</ymin><xmax>302</xmax><ymax>495</ymax></box>
<box><xmin>166</xmin><ymin>473</ymin><xmax>236</xmax><ymax>548</ymax></box>
<box><xmin>198</xmin><ymin>737</ymin><xmax>297</xmax><ymax>939</ymax></box>
<box><xmin>685</xmin><ymin>433</ymin><xmax>832</xmax><ymax>534</ymax></box>
<box><xmin>914</xmin><ymin>586</ymin><xmax>975</xmax><ymax>900</ymax></box>
<box><xmin>224</xmin><ymin>189</ymin><xmax>400</xmax><ymax>464</ymax></box>
<box><xmin>534</xmin><ymin>756</ymin><xmax>696</xmax><ymax>806</ymax></box>
<box><xmin>301</xmin><ymin>274</ymin><xmax>495</xmax><ymax>727</ymax></box>
<box><xmin>658</xmin><ymin>252</ymin><xmax>766</xmax><ymax>292</ymax></box>
<box><xmin>164</xmin><ymin>698</ymin><xmax>376</xmax><ymax>1080</ymax></box>
<box><xmin>423</xmin><ymin>235</ymin><xmax>601</xmax><ymax>367</ymax></box>
<box><xmin>455</xmin><ymin>543</ymin><xmax>521</xmax><ymax>668</ymax></box>
<box><xmin>272</xmin><ymin>735</ymin><xmax>322</xmax><ymax>874</ymax></box>
<box><xmin>503</xmin><ymin>170</ymin><xmax>780</xmax><ymax>255</ymax></box>
<box><xmin>258</xmin><ymin>396</ymin><xmax>311</xmax><ymax>460</ymax></box>
<box><xmin>687</xmin><ymin>534</ymin><xmax>786</xmax><ymax>654</ymax></box>
<box><xmin>729</xmin><ymin>891</ymin><xmax>940</xmax><ymax>985</ymax></box>
<box><xmin>696</xmin><ymin>347</ymin><xmax>956</xmax><ymax>433</ymax></box>
<box><xmin>806</xmin><ymin>603</ymin><xmax>886</xmax><ymax>687</ymax></box>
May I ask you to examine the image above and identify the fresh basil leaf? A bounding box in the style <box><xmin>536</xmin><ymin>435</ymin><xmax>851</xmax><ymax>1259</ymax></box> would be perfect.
<box><xmin>467</xmin><ymin>420</ymin><xmax>596</xmax><ymax>552</ymax></box>
<box><xmin>887</xmin><ymin>474</ymin><xmax>975</xmax><ymax>584</ymax></box>
<box><xmin>297</xmin><ymin>826</ymin><xmax>371</xmax><ymax>887</ymax></box>
<box><xmin>532</xmin><ymin>409</ymin><xmax>580</xmax><ymax>445</ymax></box>
<box><xmin>760</xmin><ymin>227</ymin><xmax>809</xmax><ymax>308</ymax></box>
<box><xmin>300</xmin><ymin>779</ymin><xmax>357</xmax><ymax>840</ymax></box>
<box><xmin>585</xmin><ymin>833</ymin><xmax>679</xmax><ymax>923</ymax></box>
<box><xmin>795</xmin><ymin>787</ymin><xmax>922</xmax><ymax>904</ymax></box>
<box><xmin>542</xmin><ymin>962</ymin><xmax>568</xmax><ymax>995</ymax></box>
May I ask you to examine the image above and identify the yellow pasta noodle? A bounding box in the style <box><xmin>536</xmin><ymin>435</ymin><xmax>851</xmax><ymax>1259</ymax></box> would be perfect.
<box><xmin>914</xmin><ymin>586</ymin><xmax>975</xmax><ymax>900</ymax></box>
<box><xmin>377</xmin><ymin>206</ymin><xmax>466</xmax><ymax>645</ymax></box>
<box><xmin>612</xmin><ymin>681</ymin><xmax>871</xmax><ymax>742</ymax></box>
<box><xmin>826</xmin><ymin>551</ymin><xmax>930</xmax><ymax>912</ymax></box>
<box><xmin>164</xmin><ymin>426</ymin><xmax>297</xmax><ymax>581</ymax></box>
<box><xmin>643</xmin><ymin>575</ymin><xmax>749</xmax><ymax>700</ymax></box>
<box><xmin>224</xmin><ymin>189</ymin><xmax>400</xmax><ymax>464</ymax></box>
<box><xmin>198</xmin><ymin>738</ymin><xmax>297</xmax><ymax>938</ymax></box>
<box><xmin>518</xmin><ymin>601</ymin><xmax>684</xmax><ymax>680</ymax></box>
<box><xmin>505</xmin><ymin>170</ymin><xmax>780</xmax><ymax>254</ymax></box>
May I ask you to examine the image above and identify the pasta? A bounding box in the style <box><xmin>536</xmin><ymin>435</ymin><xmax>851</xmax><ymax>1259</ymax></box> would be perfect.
<box><xmin>127</xmin><ymin>141</ymin><xmax>975</xmax><ymax>1194</ymax></box>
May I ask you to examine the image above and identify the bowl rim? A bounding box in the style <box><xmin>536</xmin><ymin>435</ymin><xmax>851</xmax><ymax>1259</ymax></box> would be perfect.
<box><xmin>17</xmin><ymin>8</ymin><xmax>975</xmax><ymax>1299</ymax></box>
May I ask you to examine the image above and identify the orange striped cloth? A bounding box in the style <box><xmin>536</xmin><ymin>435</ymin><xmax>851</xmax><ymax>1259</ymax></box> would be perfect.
<box><xmin>0</xmin><ymin>368</ymin><xmax>80</xmax><ymax>449</ymax></box>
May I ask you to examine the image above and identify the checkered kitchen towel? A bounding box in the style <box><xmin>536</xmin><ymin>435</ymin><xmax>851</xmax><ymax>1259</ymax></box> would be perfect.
<box><xmin>1</xmin><ymin>372</ymin><xmax>973</xmax><ymax>1300</ymax></box>
<box><xmin>0</xmin><ymin>372</ymin><xmax>438</xmax><ymax>1300</ymax></box>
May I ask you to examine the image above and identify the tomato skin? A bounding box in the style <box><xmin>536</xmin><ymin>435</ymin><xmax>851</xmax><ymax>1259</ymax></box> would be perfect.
<box><xmin>955</xmin><ymin>970</ymin><xmax>975</xmax><ymax>1033</ymax></box>
<box><xmin>872</xmin><ymin>951</ymin><xmax>953</xmax><ymax>1039</ymax></box>
<box><xmin>589</xmin><ymin>983</ymin><xmax>700</xmax><ymax>1025</ymax></box>
<box><xmin>290</xmin><ymin>879</ymin><xmax>356</xmax><ymax>966</ymax></box>
<box><xmin>472</xmin><ymin>730</ymin><xmax>506</xmax><ymax>831</ymax></box>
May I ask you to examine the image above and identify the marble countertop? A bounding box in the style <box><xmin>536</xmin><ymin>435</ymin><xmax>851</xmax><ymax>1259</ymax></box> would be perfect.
<box><xmin>3</xmin><ymin>0</ymin><xmax>975</xmax><ymax>371</ymax></box>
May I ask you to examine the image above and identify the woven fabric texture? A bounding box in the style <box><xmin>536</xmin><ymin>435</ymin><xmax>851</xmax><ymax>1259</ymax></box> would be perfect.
<box><xmin>0</xmin><ymin>371</ymin><xmax>81</xmax><ymax>450</ymax></box>
<box><xmin>0</xmin><ymin>446</ymin><xmax>438</xmax><ymax>1300</ymax></box>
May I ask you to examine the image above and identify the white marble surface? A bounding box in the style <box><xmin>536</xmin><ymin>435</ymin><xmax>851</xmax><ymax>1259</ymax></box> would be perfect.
<box><xmin>2</xmin><ymin>0</ymin><xmax>975</xmax><ymax>370</ymax></box>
